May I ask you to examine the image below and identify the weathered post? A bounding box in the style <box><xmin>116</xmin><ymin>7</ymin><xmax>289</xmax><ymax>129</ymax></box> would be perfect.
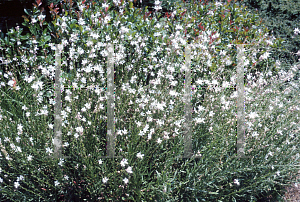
<box><xmin>107</xmin><ymin>43</ymin><xmax>116</xmax><ymax>158</ymax></box>
<box><xmin>54</xmin><ymin>44</ymin><xmax>63</xmax><ymax>159</ymax></box>
<box><xmin>236</xmin><ymin>44</ymin><xmax>246</xmax><ymax>158</ymax></box>
<box><xmin>183</xmin><ymin>44</ymin><xmax>193</xmax><ymax>158</ymax></box>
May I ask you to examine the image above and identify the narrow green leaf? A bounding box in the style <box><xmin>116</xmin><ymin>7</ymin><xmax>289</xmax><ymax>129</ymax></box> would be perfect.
<box><xmin>43</xmin><ymin>28</ymin><xmax>48</xmax><ymax>35</ymax></box>
<box><xmin>24</xmin><ymin>8</ymin><xmax>32</xmax><ymax>16</ymax></box>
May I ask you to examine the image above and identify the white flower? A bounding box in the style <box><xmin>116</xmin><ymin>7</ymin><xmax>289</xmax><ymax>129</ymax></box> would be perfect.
<box><xmin>170</xmin><ymin>80</ymin><xmax>178</xmax><ymax>86</ymax></box>
<box><xmin>136</xmin><ymin>121</ymin><xmax>142</xmax><ymax>127</ymax></box>
<box><xmin>260</xmin><ymin>51</ymin><xmax>270</xmax><ymax>60</ymax></box>
<box><xmin>14</xmin><ymin>181</ymin><xmax>20</xmax><ymax>189</ymax></box>
<box><xmin>234</xmin><ymin>179</ymin><xmax>240</xmax><ymax>186</ymax></box>
<box><xmin>123</xmin><ymin>177</ymin><xmax>129</xmax><ymax>184</ymax></box>
<box><xmin>175</xmin><ymin>24</ymin><xmax>183</xmax><ymax>30</ymax></box>
<box><xmin>104</xmin><ymin>15</ymin><xmax>111</xmax><ymax>24</ymax></box>
<box><xmin>102</xmin><ymin>177</ymin><xmax>109</xmax><ymax>184</ymax></box>
<box><xmin>17</xmin><ymin>175</ymin><xmax>24</xmax><ymax>181</ymax></box>
<box><xmin>207</xmin><ymin>10</ymin><xmax>214</xmax><ymax>15</ymax></box>
<box><xmin>63</xmin><ymin>142</ymin><xmax>69</xmax><ymax>147</ymax></box>
<box><xmin>294</xmin><ymin>28</ymin><xmax>300</xmax><ymax>35</ymax></box>
<box><xmin>85</xmin><ymin>103</ymin><xmax>91</xmax><ymax>110</ymax></box>
<box><xmin>91</xmin><ymin>32</ymin><xmax>100</xmax><ymax>39</ymax></box>
<box><xmin>123</xmin><ymin>128</ymin><xmax>128</xmax><ymax>135</ymax></box>
<box><xmin>196</xmin><ymin>79</ymin><xmax>204</xmax><ymax>85</ymax></box>
<box><xmin>117</xmin><ymin>130</ymin><xmax>123</xmax><ymax>135</ymax></box>
<box><xmin>157</xmin><ymin>119</ymin><xmax>164</xmax><ymax>126</ymax></box>
<box><xmin>215</xmin><ymin>1</ymin><xmax>223</xmax><ymax>7</ymax></box>
<box><xmin>113</xmin><ymin>0</ymin><xmax>121</xmax><ymax>5</ymax></box>
<box><xmin>163</xmin><ymin>132</ymin><xmax>169</xmax><ymax>140</ymax></box>
<box><xmin>154</xmin><ymin>0</ymin><xmax>161</xmax><ymax>5</ymax></box>
<box><xmin>268</xmin><ymin>151</ymin><xmax>273</xmax><ymax>157</ymax></box>
<box><xmin>38</xmin><ymin>14</ymin><xmax>45</xmax><ymax>21</ymax></box>
<box><xmin>197</xmin><ymin>106</ymin><xmax>205</xmax><ymax>112</ymax></box>
<box><xmin>48</xmin><ymin>123</ymin><xmax>53</xmax><ymax>129</ymax></box>
<box><xmin>120</xmin><ymin>158</ymin><xmax>128</xmax><ymax>167</ymax></box>
<box><xmin>126</xmin><ymin>166</ymin><xmax>133</xmax><ymax>174</ymax></box>
<box><xmin>16</xmin><ymin>146</ymin><xmax>22</xmax><ymax>153</ymax></box>
<box><xmin>98</xmin><ymin>159</ymin><xmax>103</xmax><ymax>165</ymax></box>
<box><xmin>61</xmin><ymin>21</ymin><xmax>67</xmax><ymax>29</ymax></box>
<box><xmin>31</xmin><ymin>80</ymin><xmax>43</xmax><ymax>91</ymax></box>
<box><xmin>120</xmin><ymin>26</ymin><xmax>129</xmax><ymax>34</ymax></box>
<box><xmin>78</xmin><ymin>5</ymin><xmax>85</xmax><ymax>12</ymax></box>
<box><xmin>157</xmin><ymin>138</ymin><xmax>162</xmax><ymax>144</ymax></box>
<box><xmin>137</xmin><ymin>152</ymin><xmax>144</xmax><ymax>159</ymax></box>
<box><xmin>249</xmin><ymin>112</ymin><xmax>259</xmax><ymax>119</ymax></box>
<box><xmin>211</xmin><ymin>80</ymin><xmax>218</xmax><ymax>86</ymax></box>
<box><xmin>252</xmin><ymin>131</ymin><xmax>259</xmax><ymax>137</ymax></box>
<box><xmin>0</xmin><ymin>177</ymin><xmax>3</xmax><ymax>183</ymax></box>
<box><xmin>31</xmin><ymin>18</ymin><xmax>37</xmax><ymax>24</ymax></box>
<box><xmin>17</xmin><ymin>124</ymin><xmax>23</xmax><ymax>132</ymax></box>
<box><xmin>154</xmin><ymin>0</ymin><xmax>162</xmax><ymax>10</ymax></box>
<box><xmin>46</xmin><ymin>147</ymin><xmax>53</xmax><ymax>154</ymax></box>
<box><xmin>102</xmin><ymin>2</ymin><xmax>109</xmax><ymax>9</ymax></box>
<box><xmin>54</xmin><ymin>180</ymin><xmax>60</xmax><ymax>186</ymax></box>
<box><xmin>75</xmin><ymin>126</ymin><xmax>84</xmax><ymax>134</ymax></box>
<box><xmin>78</xmin><ymin>18</ymin><xmax>85</xmax><ymax>26</ymax></box>
<box><xmin>64</xmin><ymin>175</ymin><xmax>69</xmax><ymax>180</ymax></box>
<box><xmin>169</xmin><ymin>90</ymin><xmax>178</xmax><ymax>96</ymax></box>
<box><xmin>58</xmin><ymin>158</ymin><xmax>64</xmax><ymax>166</ymax></box>
<box><xmin>195</xmin><ymin>117</ymin><xmax>205</xmax><ymax>124</ymax></box>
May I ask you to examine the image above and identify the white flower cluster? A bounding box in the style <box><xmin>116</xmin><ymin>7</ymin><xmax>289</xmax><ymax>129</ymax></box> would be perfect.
<box><xmin>13</xmin><ymin>175</ymin><xmax>25</xmax><ymax>189</ymax></box>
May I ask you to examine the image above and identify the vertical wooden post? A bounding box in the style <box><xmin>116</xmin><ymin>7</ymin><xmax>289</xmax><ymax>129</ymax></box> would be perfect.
<box><xmin>0</xmin><ymin>142</ymin><xmax>7</xmax><ymax>158</ymax></box>
<box><xmin>107</xmin><ymin>43</ymin><xmax>115</xmax><ymax>158</ymax></box>
<box><xmin>236</xmin><ymin>44</ymin><xmax>246</xmax><ymax>158</ymax></box>
<box><xmin>183</xmin><ymin>44</ymin><xmax>193</xmax><ymax>158</ymax></box>
<box><xmin>54</xmin><ymin>44</ymin><xmax>62</xmax><ymax>159</ymax></box>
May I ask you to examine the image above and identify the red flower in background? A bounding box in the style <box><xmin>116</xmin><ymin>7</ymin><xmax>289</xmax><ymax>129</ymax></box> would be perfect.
<box><xmin>165</xmin><ymin>12</ymin><xmax>171</xmax><ymax>18</ymax></box>
<box><xmin>13</xmin><ymin>77</ymin><xmax>17</xmax><ymax>90</ymax></box>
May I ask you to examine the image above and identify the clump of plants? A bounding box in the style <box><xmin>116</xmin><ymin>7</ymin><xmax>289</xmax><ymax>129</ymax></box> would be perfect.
<box><xmin>0</xmin><ymin>0</ymin><xmax>299</xmax><ymax>201</ymax></box>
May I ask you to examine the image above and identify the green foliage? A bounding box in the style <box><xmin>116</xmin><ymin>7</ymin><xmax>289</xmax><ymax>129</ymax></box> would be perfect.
<box><xmin>44</xmin><ymin>0</ymin><xmax>61</xmax><ymax>5</ymax></box>
<box><xmin>241</xmin><ymin>0</ymin><xmax>300</xmax><ymax>79</ymax></box>
<box><xmin>0</xmin><ymin>0</ymin><xmax>300</xmax><ymax>201</ymax></box>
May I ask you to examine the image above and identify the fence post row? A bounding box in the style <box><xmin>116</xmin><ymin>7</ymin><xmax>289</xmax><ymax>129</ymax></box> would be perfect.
<box><xmin>53</xmin><ymin>43</ymin><xmax>249</xmax><ymax>160</ymax></box>
<box><xmin>181</xmin><ymin>43</ymin><xmax>249</xmax><ymax>160</ymax></box>
<box><xmin>53</xmin><ymin>43</ymin><xmax>121</xmax><ymax>159</ymax></box>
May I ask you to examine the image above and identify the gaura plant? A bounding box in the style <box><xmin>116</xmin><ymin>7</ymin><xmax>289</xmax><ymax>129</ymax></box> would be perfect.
<box><xmin>0</xmin><ymin>0</ymin><xmax>299</xmax><ymax>201</ymax></box>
